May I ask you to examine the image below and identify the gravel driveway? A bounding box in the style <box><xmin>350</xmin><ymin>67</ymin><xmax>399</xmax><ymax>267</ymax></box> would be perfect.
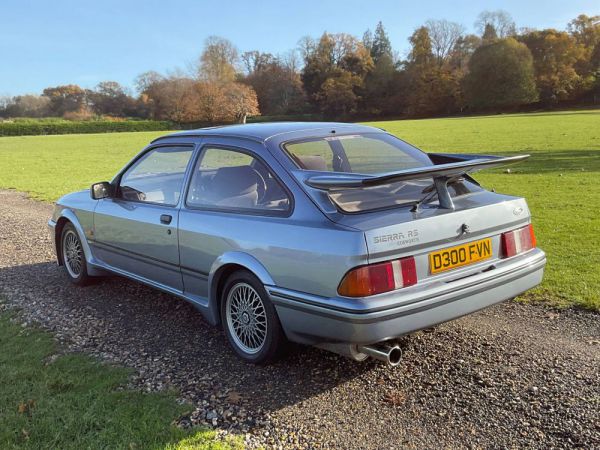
<box><xmin>0</xmin><ymin>189</ymin><xmax>598</xmax><ymax>449</ymax></box>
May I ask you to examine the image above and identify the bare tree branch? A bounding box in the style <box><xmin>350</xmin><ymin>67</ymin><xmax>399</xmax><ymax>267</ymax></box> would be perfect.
<box><xmin>425</xmin><ymin>19</ymin><xmax>466</xmax><ymax>65</ymax></box>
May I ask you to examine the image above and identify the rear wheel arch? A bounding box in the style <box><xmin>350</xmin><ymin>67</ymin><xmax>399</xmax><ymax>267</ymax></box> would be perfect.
<box><xmin>212</xmin><ymin>263</ymin><xmax>246</xmax><ymax>326</ymax></box>
<box><xmin>208</xmin><ymin>255</ymin><xmax>276</xmax><ymax>326</ymax></box>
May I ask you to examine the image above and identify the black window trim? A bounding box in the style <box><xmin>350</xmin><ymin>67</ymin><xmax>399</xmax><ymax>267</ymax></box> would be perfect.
<box><xmin>183</xmin><ymin>143</ymin><xmax>294</xmax><ymax>218</ymax></box>
<box><xmin>112</xmin><ymin>142</ymin><xmax>197</xmax><ymax>208</ymax></box>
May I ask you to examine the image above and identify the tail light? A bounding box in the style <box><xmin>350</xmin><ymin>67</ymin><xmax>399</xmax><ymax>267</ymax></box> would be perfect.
<box><xmin>338</xmin><ymin>257</ymin><xmax>417</xmax><ymax>297</ymax></box>
<box><xmin>501</xmin><ymin>224</ymin><xmax>536</xmax><ymax>258</ymax></box>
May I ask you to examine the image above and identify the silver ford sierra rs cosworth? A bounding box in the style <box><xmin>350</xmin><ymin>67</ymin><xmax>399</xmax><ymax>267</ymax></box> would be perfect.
<box><xmin>49</xmin><ymin>122</ymin><xmax>546</xmax><ymax>365</ymax></box>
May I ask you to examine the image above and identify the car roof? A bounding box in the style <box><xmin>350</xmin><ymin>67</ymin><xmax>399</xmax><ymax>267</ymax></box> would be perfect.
<box><xmin>152</xmin><ymin>122</ymin><xmax>385</xmax><ymax>144</ymax></box>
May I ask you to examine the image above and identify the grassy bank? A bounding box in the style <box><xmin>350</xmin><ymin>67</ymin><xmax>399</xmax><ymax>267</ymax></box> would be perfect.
<box><xmin>0</xmin><ymin>109</ymin><xmax>598</xmax><ymax>309</ymax></box>
<box><xmin>0</xmin><ymin>309</ymin><xmax>238</xmax><ymax>449</ymax></box>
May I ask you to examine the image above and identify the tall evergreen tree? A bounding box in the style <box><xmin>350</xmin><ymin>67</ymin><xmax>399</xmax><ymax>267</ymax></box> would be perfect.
<box><xmin>361</xmin><ymin>22</ymin><xmax>397</xmax><ymax>115</ymax></box>
<box><xmin>482</xmin><ymin>24</ymin><xmax>498</xmax><ymax>43</ymax></box>
<box><xmin>371</xmin><ymin>22</ymin><xmax>393</xmax><ymax>62</ymax></box>
<box><xmin>362</xmin><ymin>29</ymin><xmax>373</xmax><ymax>54</ymax></box>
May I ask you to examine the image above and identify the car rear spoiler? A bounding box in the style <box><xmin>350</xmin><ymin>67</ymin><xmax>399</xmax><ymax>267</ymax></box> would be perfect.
<box><xmin>305</xmin><ymin>153</ymin><xmax>529</xmax><ymax>210</ymax></box>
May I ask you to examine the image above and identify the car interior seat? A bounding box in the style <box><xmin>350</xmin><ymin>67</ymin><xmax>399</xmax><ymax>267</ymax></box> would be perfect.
<box><xmin>204</xmin><ymin>165</ymin><xmax>259</xmax><ymax>208</ymax></box>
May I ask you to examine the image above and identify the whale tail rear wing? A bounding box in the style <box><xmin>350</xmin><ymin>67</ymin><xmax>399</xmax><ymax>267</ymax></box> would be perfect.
<box><xmin>305</xmin><ymin>153</ymin><xmax>529</xmax><ymax>210</ymax></box>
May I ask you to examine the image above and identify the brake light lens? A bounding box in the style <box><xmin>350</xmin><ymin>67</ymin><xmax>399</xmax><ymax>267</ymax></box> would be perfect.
<box><xmin>501</xmin><ymin>224</ymin><xmax>536</xmax><ymax>258</ymax></box>
<box><xmin>338</xmin><ymin>257</ymin><xmax>417</xmax><ymax>297</ymax></box>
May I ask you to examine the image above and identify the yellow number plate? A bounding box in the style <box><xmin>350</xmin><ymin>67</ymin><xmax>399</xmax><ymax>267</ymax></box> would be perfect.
<box><xmin>429</xmin><ymin>238</ymin><xmax>492</xmax><ymax>274</ymax></box>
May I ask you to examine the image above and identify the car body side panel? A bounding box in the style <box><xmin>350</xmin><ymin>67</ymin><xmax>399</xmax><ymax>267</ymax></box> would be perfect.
<box><xmin>179</xmin><ymin>210</ymin><xmax>367</xmax><ymax>300</ymax></box>
<box><xmin>173</xmin><ymin>136</ymin><xmax>368</xmax><ymax>324</ymax></box>
<box><xmin>180</xmin><ymin>251</ymin><xmax>277</xmax><ymax>315</ymax></box>
<box><xmin>51</xmin><ymin>191</ymin><xmax>96</xmax><ymax>239</ymax></box>
<box><xmin>91</xmin><ymin>198</ymin><xmax>184</xmax><ymax>291</ymax></box>
<box><xmin>86</xmin><ymin>140</ymin><xmax>199</xmax><ymax>292</ymax></box>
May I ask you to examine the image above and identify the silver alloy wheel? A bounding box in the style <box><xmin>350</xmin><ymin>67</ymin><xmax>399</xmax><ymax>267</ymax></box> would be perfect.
<box><xmin>225</xmin><ymin>282</ymin><xmax>268</xmax><ymax>354</ymax></box>
<box><xmin>62</xmin><ymin>229</ymin><xmax>83</xmax><ymax>278</ymax></box>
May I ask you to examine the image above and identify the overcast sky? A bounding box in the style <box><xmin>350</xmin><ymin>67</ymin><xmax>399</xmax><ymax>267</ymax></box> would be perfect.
<box><xmin>1</xmin><ymin>0</ymin><xmax>598</xmax><ymax>96</ymax></box>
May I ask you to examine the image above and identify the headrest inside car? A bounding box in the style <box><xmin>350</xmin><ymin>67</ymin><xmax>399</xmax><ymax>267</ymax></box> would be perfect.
<box><xmin>211</xmin><ymin>166</ymin><xmax>258</xmax><ymax>197</ymax></box>
<box><xmin>296</xmin><ymin>155</ymin><xmax>328</xmax><ymax>171</ymax></box>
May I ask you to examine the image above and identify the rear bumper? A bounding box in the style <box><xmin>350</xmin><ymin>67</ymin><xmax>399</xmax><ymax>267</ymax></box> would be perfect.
<box><xmin>269</xmin><ymin>248</ymin><xmax>546</xmax><ymax>345</ymax></box>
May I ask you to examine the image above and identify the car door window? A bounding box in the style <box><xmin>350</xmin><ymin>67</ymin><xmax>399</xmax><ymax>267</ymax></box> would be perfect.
<box><xmin>187</xmin><ymin>147</ymin><xmax>290</xmax><ymax>213</ymax></box>
<box><xmin>119</xmin><ymin>146</ymin><xmax>193</xmax><ymax>205</ymax></box>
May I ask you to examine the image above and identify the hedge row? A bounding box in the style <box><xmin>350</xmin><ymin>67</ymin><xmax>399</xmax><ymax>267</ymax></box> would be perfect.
<box><xmin>0</xmin><ymin>120</ymin><xmax>174</xmax><ymax>136</ymax></box>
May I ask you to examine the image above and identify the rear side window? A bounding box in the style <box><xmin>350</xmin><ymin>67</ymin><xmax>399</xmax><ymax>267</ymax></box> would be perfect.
<box><xmin>186</xmin><ymin>147</ymin><xmax>290</xmax><ymax>213</ymax></box>
<box><xmin>119</xmin><ymin>146</ymin><xmax>193</xmax><ymax>205</ymax></box>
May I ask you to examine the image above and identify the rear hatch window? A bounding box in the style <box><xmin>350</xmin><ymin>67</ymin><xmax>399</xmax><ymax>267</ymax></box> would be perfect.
<box><xmin>285</xmin><ymin>134</ymin><xmax>431</xmax><ymax>174</ymax></box>
<box><xmin>284</xmin><ymin>134</ymin><xmax>442</xmax><ymax>213</ymax></box>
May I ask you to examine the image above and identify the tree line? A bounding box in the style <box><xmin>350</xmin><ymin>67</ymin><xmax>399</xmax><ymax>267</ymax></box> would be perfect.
<box><xmin>1</xmin><ymin>11</ymin><xmax>599</xmax><ymax>123</ymax></box>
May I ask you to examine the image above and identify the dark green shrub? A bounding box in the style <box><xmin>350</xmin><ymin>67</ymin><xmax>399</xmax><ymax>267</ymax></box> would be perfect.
<box><xmin>0</xmin><ymin>119</ymin><xmax>174</xmax><ymax>136</ymax></box>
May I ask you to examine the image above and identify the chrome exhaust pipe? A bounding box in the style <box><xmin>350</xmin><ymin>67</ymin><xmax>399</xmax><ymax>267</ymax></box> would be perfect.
<box><xmin>357</xmin><ymin>343</ymin><xmax>402</xmax><ymax>366</ymax></box>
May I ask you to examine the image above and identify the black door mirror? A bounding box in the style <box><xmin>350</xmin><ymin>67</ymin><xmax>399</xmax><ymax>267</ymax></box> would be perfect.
<box><xmin>91</xmin><ymin>181</ymin><xmax>113</xmax><ymax>200</ymax></box>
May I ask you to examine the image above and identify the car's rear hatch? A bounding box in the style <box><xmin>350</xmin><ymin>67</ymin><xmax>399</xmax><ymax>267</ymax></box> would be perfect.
<box><xmin>300</xmin><ymin>154</ymin><xmax>533</xmax><ymax>284</ymax></box>
<box><xmin>336</xmin><ymin>191</ymin><xmax>530</xmax><ymax>283</ymax></box>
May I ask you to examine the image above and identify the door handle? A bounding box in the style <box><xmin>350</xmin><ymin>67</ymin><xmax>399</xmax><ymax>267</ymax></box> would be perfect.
<box><xmin>160</xmin><ymin>214</ymin><xmax>172</xmax><ymax>225</ymax></box>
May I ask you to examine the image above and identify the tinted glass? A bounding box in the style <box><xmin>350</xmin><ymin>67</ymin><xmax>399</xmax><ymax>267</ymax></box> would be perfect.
<box><xmin>285</xmin><ymin>133</ymin><xmax>479</xmax><ymax>213</ymax></box>
<box><xmin>187</xmin><ymin>147</ymin><xmax>290</xmax><ymax>212</ymax></box>
<box><xmin>119</xmin><ymin>146</ymin><xmax>193</xmax><ymax>205</ymax></box>
<box><xmin>284</xmin><ymin>133</ymin><xmax>432</xmax><ymax>174</ymax></box>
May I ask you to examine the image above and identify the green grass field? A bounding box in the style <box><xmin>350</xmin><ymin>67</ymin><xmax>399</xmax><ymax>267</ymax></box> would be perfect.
<box><xmin>0</xmin><ymin>310</ymin><xmax>239</xmax><ymax>450</ymax></box>
<box><xmin>0</xmin><ymin>110</ymin><xmax>598</xmax><ymax>448</ymax></box>
<box><xmin>0</xmin><ymin>110</ymin><xmax>598</xmax><ymax>311</ymax></box>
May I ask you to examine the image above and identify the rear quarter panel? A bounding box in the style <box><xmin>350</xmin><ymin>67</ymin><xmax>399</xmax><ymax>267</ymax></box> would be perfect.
<box><xmin>178</xmin><ymin>211</ymin><xmax>367</xmax><ymax>299</ymax></box>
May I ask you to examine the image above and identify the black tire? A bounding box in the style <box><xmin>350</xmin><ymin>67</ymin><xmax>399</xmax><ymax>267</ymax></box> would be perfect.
<box><xmin>60</xmin><ymin>223</ymin><xmax>91</xmax><ymax>286</ymax></box>
<box><xmin>220</xmin><ymin>270</ymin><xmax>286</xmax><ymax>365</ymax></box>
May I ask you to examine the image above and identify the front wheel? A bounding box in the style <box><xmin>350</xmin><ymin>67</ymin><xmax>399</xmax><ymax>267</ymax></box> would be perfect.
<box><xmin>221</xmin><ymin>271</ymin><xmax>286</xmax><ymax>364</ymax></box>
<box><xmin>60</xmin><ymin>223</ymin><xmax>91</xmax><ymax>285</ymax></box>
